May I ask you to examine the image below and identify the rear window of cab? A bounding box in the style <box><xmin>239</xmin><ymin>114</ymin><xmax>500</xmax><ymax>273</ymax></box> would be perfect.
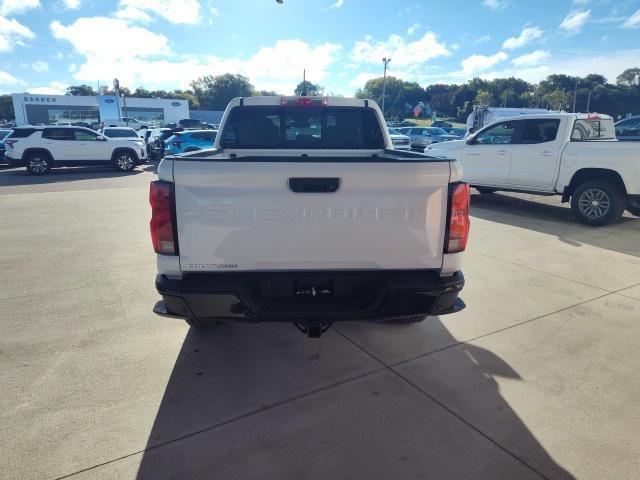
<box><xmin>220</xmin><ymin>106</ymin><xmax>385</xmax><ymax>149</ymax></box>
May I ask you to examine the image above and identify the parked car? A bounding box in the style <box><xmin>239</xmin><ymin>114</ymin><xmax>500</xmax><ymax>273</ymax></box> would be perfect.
<box><xmin>151</xmin><ymin>95</ymin><xmax>469</xmax><ymax>337</ymax></box>
<box><xmin>432</xmin><ymin>120</ymin><xmax>453</xmax><ymax>129</ymax></box>
<box><xmin>442</xmin><ymin>127</ymin><xmax>467</xmax><ymax>139</ymax></box>
<box><xmin>102</xmin><ymin>117</ymin><xmax>150</xmax><ymax>130</ymax></box>
<box><xmin>164</xmin><ymin>129</ymin><xmax>217</xmax><ymax>155</ymax></box>
<box><xmin>406</xmin><ymin>127</ymin><xmax>459</xmax><ymax>150</ymax></box>
<box><xmin>425</xmin><ymin>112</ymin><xmax>640</xmax><ymax>225</ymax></box>
<box><xmin>0</xmin><ymin>128</ymin><xmax>13</xmax><ymax>163</ymax></box>
<box><xmin>615</xmin><ymin>115</ymin><xmax>640</xmax><ymax>141</ymax></box>
<box><xmin>177</xmin><ymin>118</ymin><xmax>203</xmax><ymax>129</ymax></box>
<box><xmin>100</xmin><ymin>127</ymin><xmax>140</xmax><ymax>139</ymax></box>
<box><xmin>388</xmin><ymin>128</ymin><xmax>411</xmax><ymax>150</ymax></box>
<box><xmin>149</xmin><ymin>128</ymin><xmax>178</xmax><ymax>160</ymax></box>
<box><xmin>4</xmin><ymin>126</ymin><xmax>147</xmax><ymax>174</ymax></box>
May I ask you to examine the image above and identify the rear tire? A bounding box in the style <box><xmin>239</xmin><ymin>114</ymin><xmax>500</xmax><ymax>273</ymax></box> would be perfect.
<box><xmin>185</xmin><ymin>317</ymin><xmax>218</xmax><ymax>328</ymax></box>
<box><xmin>626</xmin><ymin>198</ymin><xmax>640</xmax><ymax>217</ymax></box>
<box><xmin>571</xmin><ymin>180</ymin><xmax>625</xmax><ymax>226</ymax></box>
<box><xmin>112</xmin><ymin>150</ymin><xmax>137</xmax><ymax>172</ymax></box>
<box><xmin>25</xmin><ymin>151</ymin><xmax>52</xmax><ymax>175</ymax></box>
<box><xmin>475</xmin><ymin>187</ymin><xmax>497</xmax><ymax>194</ymax></box>
<box><xmin>387</xmin><ymin>315</ymin><xmax>427</xmax><ymax>324</ymax></box>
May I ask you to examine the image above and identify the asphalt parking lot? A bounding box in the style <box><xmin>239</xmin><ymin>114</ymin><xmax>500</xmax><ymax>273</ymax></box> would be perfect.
<box><xmin>1</xmin><ymin>164</ymin><xmax>639</xmax><ymax>480</ymax></box>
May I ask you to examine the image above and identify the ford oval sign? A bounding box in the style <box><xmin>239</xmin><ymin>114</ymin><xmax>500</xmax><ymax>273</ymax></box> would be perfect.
<box><xmin>105</xmin><ymin>99</ymin><xmax>114</xmax><ymax>103</ymax></box>
<box><xmin>171</xmin><ymin>101</ymin><xmax>181</xmax><ymax>106</ymax></box>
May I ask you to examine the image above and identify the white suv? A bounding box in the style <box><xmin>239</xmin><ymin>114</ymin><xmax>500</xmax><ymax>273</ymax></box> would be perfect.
<box><xmin>4</xmin><ymin>126</ymin><xmax>147</xmax><ymax>175</ymax></box>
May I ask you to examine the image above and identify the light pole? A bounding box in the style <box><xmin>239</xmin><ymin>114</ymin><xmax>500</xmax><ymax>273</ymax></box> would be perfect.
<box><xmin>381</xmin><ymin>57</ymin><xmax>391</xmax><ymax>118</ymax></box>
<box><xmin>572</xmin><ymin>80</ymin><xmax>579</xmax><ymax>113</ymax></box>
<box><xmin>586</xmin><ymin>89</ymin><xmax>592</xmax><ymax>113</ymax></box>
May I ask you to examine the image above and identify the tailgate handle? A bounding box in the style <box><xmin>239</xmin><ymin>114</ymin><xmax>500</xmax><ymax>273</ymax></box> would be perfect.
<box><xmin>288</xmin><ymin>178</ymin><xmax>341</xmax><ymax>193</ymax></box>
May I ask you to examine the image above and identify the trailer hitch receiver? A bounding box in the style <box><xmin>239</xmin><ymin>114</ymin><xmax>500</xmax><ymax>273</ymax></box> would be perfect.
<box><xmin>293</xmin><ymin>320</ymin><xmax>333</xmax><ymax>338</ymax></box>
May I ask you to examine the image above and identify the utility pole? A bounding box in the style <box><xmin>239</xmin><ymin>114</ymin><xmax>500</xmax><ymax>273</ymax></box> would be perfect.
<box><xmin>586</xmin><ymin>90</ymin><xmax>592</xmax><ymax>113</ymax></box>
<box><xmin>381</xmin><ymin>57</ymin><xmax>391</xmax><ymax>118</ymax></box>
<box><xmin>572</xmin><ymin>80</ymin><xmax>579</xmax><ymax>113</ymax></box>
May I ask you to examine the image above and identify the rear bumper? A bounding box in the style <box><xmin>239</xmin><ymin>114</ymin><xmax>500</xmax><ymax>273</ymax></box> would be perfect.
<box><xmin>154</xmin><ymin>269</ymin><xmax>465</xmax><ymax>322</ymax></box>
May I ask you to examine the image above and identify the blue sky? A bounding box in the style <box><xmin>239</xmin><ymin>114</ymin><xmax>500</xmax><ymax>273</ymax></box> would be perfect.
<box><xmin>1</xmin><ymin>0</ymin><xmax>639</xmax><ymax>96</ymax></box>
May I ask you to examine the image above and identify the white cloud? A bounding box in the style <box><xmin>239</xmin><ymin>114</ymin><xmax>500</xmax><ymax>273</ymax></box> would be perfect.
<box><xmin>349</xmin><ymin>72</ymin><xmax>379</xmax><ymax>88</ymax></box>
<box><xmin>31</xmin><ymin>61</ymin><xmax>49</xmax><ymax>72</ymax></box>
<box><xmin>330</xmin><ymin>0</ymin><xmax>344</xmax><ymax>8</ymax></box>
<box><xmin>461</xmin><ymin>51</ymin><xmax>508</xmax><ymax>75</ymax></box>
<box><xmin>25</xmin><ymin>81</ymin><xmax>68</xmax><ymax>95</ymax></box>
<box><xmin>351</xmin><ymin>32</ymin><xmax>450</xmax><ymax>68</ymax></box>
<box><xmin>482</xmin><ymin>0</ymin><xmax>508</xmax><ymax>10</ymax></box>
<box><xmin>0</xmin><ymin>0</ymin><xmax>40</xmax><ymax>16</ymax></box>
<box><xmin>0</xmin><ymin>17</ymin><xmax>35</xmax><ymax>52</ymax></box>
<box><xmin>622</xmin><ymin>9</ymin><xmax>640</xmax><ymax>29</ymax></box>
<box><xmin>406</xmin><ymin>22</ymin><xmax>420</xmax><ymax>35</ymax></box>
<box><xmin>210</xmin><ymin>6</ymin><xmax>219</xmax><ymax>16</ymax></box>
<box><xmin>559</xmin><ymin>10</ymin><xmax>591</xmax><ymax>35</ymax></box>
<box><xmin>511</xmin><ymin>50</ymin><xmax>550</xmax><ymax>67</ymax></box>
<box><xmin>61</xmin><ymin>0</ymin><xmax>80</xmax><ymax>9</ymax></box>
<box><xmin>474</xmin><ymin>35</ymin><xmax>491</xmax><ymax>44</ymax></box>
<box><xmin>115</xmin><ymin>0</ymin><xmax>202</xmax><ymax>24</ymax></box>
<box><xmin>51</xmin><ymin>17</ymin><xmax>171</xmax><ymax>58</ymax></box>
<box><xmin>480</xmin><ymin>49</ymin><xmax>640</xmax><ymax>84</ymax></box>
<box><xmin>0</xmin><ymin>70</ymin><xmax>19</xmax><ymax>85</ymax></box>
<box><xmin>502</xmin><ymin>26</ymin><xmax>543</xmax><ymax>50</ymax></box>
<box><xmin>51</xmin><ymin>17</ymin><xmax>341</xmax><ymax>94</ymax></box>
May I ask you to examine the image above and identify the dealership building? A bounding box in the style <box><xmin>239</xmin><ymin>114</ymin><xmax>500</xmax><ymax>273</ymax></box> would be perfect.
<box><xmin>11</xmin><ymin>93</ymin><xmax>190</xmax><ymax>127</ymax></box>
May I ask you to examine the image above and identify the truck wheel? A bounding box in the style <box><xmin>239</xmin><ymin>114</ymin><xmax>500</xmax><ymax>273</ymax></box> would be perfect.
<box><xmin>185</xmin><ymin>317</ymin><xmax>218</xmax><ymax>328</ymax></box>
<box><xmin>475</xmin><ymin>187</ymin><xmax>497</xmax><ymax>194</ymax></box>
<box><xmin>571</xmin><ymin>180</ymin><xmax>625</xmax><ymax>226</ymax></box>
<box><xmin>626</xmin><ymin>198</ymin><xmax>640</xmax><ymax>217</ymax></box>
<box><xmin>113</xmin><ymin>151</ymin><xmax>136</xmax><ymax>172</ymax></box>
<box><xmin>25</xmin><ymin>151</ymin><xmax>52</xmax><ymax>175</ymax></box>
<box><xmin>388</xmin><ymin>315</ymin><xmax>427</xmax><ymax>324</ymax></box>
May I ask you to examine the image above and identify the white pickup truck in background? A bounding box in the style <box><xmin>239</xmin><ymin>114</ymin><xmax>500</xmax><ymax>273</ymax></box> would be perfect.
<box><xmin>150</xmin><ymin>96</ymin><xmax>470</xmax><ymax>337</ymax></box>
<box><xmin>426</xmin><ymin>113</ymin><xmax>640</xmax><ymax>225</ymax></box>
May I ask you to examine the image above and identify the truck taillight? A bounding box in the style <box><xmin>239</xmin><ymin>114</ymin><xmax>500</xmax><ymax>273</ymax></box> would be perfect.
<box><xmin>280</xmin><ymin>96</ymin><xmax>328</xmax><ymax>106</ymax></box>
<box><xmin>445</xmin><ymin>183</ymin><xmax>470</xmax><ymax>254</ymax></box>
<box><xmin>150</xmin><ymin>181</ymin><xmax>178</xmax><ymax>255</ymax></box>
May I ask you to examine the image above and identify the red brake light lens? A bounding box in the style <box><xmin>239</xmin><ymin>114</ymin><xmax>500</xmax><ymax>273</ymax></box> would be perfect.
<box><xmin>445</xmin><ymin>183</ymin><xmax>470</xmax><ymax>254</ymax></box>
<box><xmin>280</xmin><ymin>97</ymin><xmax>328</xmax><ymax>106</ymax></box>
<box><xmin>150</xmin><ymin>181</ymin><xmax>177</xmax><ymax>255</ymax></box>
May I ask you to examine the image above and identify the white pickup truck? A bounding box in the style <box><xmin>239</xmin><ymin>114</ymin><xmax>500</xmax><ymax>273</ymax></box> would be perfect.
<box><xmin>150</xmin><ymin>96</ymin><xmax>470</xmax><ymax>337</ymax></box>
<box><xmin>426</xmin><ymin>113</ymin><xmax>640</xmax><ymax>225</ymax></box>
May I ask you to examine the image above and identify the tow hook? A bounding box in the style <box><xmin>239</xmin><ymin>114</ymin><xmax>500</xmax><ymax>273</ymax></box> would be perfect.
<box><xmin>293</xmin><ymin>320</ymin><xmax>333</xmax><ymax>338</ymax></box>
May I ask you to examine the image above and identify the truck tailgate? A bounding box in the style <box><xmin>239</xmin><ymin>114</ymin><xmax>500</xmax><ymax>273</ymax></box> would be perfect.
<box><xmin>173</xmin><ymin>159</ymin><xmax>451</xmax><ymax>272</ymax></box>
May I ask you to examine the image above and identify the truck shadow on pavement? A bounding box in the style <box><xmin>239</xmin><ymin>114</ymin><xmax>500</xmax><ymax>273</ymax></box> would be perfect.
<box><xmin>134</xmin><ymin>320</ymin><xmax>575</xmax><ymax>479</ymax></box>
<box><xmin>0</xmin><ymin>165</ymin><xmax>144</xmax><ymax>187</ymax></box>
<box><xmin>471</xmin><ymin>192</ymin><xmax>639</xmax><ymax>257</ymax></box>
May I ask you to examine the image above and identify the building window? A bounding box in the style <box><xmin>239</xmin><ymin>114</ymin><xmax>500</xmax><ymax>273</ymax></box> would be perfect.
<box><xmin>121</xmin><ymin>109</ymin><xmax>164</xmax><ymax>125</ymax></box>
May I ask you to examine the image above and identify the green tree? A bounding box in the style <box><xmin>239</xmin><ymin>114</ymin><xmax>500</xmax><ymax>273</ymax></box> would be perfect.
<box><xmin>542</xmin><ymin>90</ymin><xmax>570</xmax><ymax>110</ymax></box>
<box><xmin>190</xmin><ymin>73</ymin><xmax>255</xmax><ymax>110</ymax></box>
<box><xmin>616</xmin><ymin>68</ymin><xmax>640</xmax><ymax>87</ymax></box>
<box><xmin>294</xmin><ymin>81</ymin><xmax>322</xmax><ymax>96</ymax></box>
<box><xmin>474</xmin><ymin>90</ymin><xmax>494</xmax><ymax>107</ymax></box>
<box><xmin>257</xmin><ymin>90</ymin><xmax>280</xmax><ymax>96</ymax></box>
<box><xmin>66</xmin><ymin>84</ymin><xmax>97</xmax><ymax>96</ymax></box>
<box><xmin>356</xmin><ymin>76</ymin><xmax>406</xmax><ymax>117</ymax></box>
<box><xmin>0</xmin><ymin>94</ymin><xmax>14</xmax><ymax>121</ymax></box>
